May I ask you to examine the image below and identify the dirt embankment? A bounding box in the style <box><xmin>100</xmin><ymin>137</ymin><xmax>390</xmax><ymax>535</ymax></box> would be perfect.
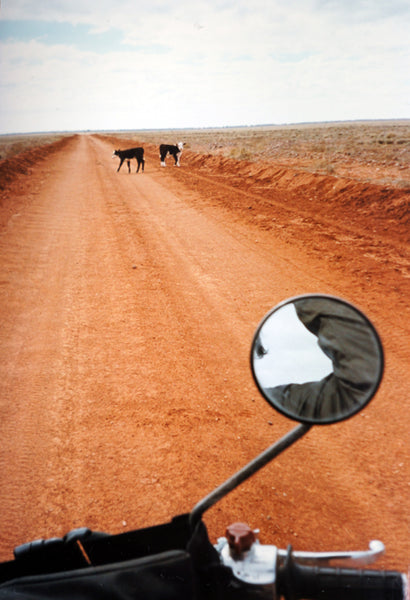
<box><xmin>0</xmin><ymin>136</ymin><xmax>77</xmax><ymax>229</ymax></box>
<box><xmin>182</xmin><ymin>148</ymin><xmax>409</xmax><ymax>239</ymax></box>
<box><xmin>0</xmin><ymin>135</ymin><xmax>74</xmax><ymax>187</ymax></box>
<box><xmin>104</xmin><ymin>133</ymin><xmax>409</xmax><ymax>243</ymax></box>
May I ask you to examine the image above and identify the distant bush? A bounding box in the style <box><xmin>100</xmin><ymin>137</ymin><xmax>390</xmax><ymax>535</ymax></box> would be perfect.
<box><xmin>228</xmin><ymin>147</ymin><xmax>253</xmax><ymax>161</ymax></box>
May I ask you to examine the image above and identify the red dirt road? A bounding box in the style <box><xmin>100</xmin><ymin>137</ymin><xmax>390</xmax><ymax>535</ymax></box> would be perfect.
<box><xmin>0</xmin><ymin>134</ymin><xmax>408</xmax><ymax>573</ymax></box>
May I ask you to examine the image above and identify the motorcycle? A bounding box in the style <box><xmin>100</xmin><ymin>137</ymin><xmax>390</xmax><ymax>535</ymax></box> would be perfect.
<box><xmin>0</xmin><ymin>294</ymin><xmax>407</xmax><ymax>599</ymax></box>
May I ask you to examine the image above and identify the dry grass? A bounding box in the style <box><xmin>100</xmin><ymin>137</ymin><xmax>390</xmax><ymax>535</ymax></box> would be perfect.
<box><xmin>111</xmin><ymin>120</ymin><xmax>408</xmax><ymax>158</ymax></box>
<box><xmin>111</xmin><ymin>120</ymin><xmax>410</xmax><ymax>187</ymax></box>
<box><xmin>1</xmin><ymin>121</ymin><xmax>409</xmax><ymax>187</ymax></box>
<box><xmin>0</xmin><ymin>133</ymin><xmax>71</xmax><ymax>161</ymax></box>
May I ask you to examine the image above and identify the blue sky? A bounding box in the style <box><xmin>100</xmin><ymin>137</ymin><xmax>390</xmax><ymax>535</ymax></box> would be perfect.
<box><xmin>0</xmin><ymin>0</ymin><xmax>409</xmax><ymax>134</ymax></box>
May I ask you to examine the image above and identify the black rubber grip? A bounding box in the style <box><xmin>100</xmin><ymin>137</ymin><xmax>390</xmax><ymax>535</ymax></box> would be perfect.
<box><xmin>278</xmin><ymin>551</ymin><xmax>406</xmax><ymax>600</ymax></box>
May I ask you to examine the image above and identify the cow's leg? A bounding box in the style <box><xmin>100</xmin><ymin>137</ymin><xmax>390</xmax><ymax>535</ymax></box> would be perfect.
<box><xmin>117</xmin><ymin>158</ymin><xmax>125</xmax><ymax>172</ymax></box>
<box><xmin>160</xmin><ymin>152</ymin><xmax>166</xmax><ymax>167</ymax></box>
<box><xmin>136</xmin><ymin>159</ymin><xmax>140</xmax><ymax>173</ymax></box>
<box><xmin>141</xmin><ymin>159</ymin><xmax>145</xmax><ymax>172</ymax></box>
<box><xmin>127</xmin><ymin>160</ymin><xmax>131</xmax><ymax>173</ymax></box>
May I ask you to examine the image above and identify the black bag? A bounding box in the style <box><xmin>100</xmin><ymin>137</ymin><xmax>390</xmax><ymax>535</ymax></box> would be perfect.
<box><xmin>0</xmin><ymin>514</ymin><xmax>226</xmax><ymax>600</ymax></box>
<box><xmin>0</xmin><ymin>551</ymin><xmax>194</xmax><ymax>599</ymax></box>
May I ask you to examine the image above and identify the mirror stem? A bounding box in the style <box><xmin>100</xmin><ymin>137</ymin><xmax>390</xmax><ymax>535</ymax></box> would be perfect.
<box><xmin>189</xmin><ymin>423</ymin><xmax>311</xmax><ymax>531</ymax></box>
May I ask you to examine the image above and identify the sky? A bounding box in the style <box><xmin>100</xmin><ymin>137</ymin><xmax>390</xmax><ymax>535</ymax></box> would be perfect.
<box><xmin>0</xmin><ymin>0</ymin><xmax>409</xmax><ymax>134</ymax></box>
<box><xmin>254</xmin><ymin>303</ymin><xmax>332</xmax><ymax>388</ymax></box>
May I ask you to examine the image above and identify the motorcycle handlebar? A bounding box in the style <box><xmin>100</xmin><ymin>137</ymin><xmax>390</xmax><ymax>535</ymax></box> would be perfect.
<box><xmin>278</xmin><ymin>550</ymin><xmax>407</xmax><ymax>600</ymax></box>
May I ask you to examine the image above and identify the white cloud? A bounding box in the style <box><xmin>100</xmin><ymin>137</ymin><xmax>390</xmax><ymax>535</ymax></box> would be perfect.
<box><xmin>0</xmin><ymin>0</ymin><xmax>408</xmax><ymax>133</ymax></box>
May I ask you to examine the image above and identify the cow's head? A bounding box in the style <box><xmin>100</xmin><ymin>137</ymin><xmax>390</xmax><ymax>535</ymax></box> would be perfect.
<box><xmin>177</xmin><ymin>142</ymin><xmax>185</xmax><ymax>151</ymax></box>
<box><xmin>112</xmin><ymin>150</ymin><xmax>120</xmax><ymax>158</ymax></box>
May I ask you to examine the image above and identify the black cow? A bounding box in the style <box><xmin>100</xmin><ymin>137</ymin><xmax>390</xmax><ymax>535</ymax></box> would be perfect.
<box><xmin>159</xmin><ymin>142</ymin><xmax>184</xmax><ymax>167</ymax></box>
<box><xmin>112</xmin><ymin>147</ymin><xmax>145</xmax><ymax>173</ymax></box>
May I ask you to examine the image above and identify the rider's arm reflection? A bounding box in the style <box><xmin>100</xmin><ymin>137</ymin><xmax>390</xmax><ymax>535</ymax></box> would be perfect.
<box><xmin>261</xmin><ymin>298</ymin><xmax>380</xmax><ymax>420</ymax></box>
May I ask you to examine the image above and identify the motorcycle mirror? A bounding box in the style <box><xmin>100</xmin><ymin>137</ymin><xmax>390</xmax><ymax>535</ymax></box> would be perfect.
<box><xmin>250</xmin><ymin>295</ymin><xmax>384</xmax><ymax>425</ymax></box>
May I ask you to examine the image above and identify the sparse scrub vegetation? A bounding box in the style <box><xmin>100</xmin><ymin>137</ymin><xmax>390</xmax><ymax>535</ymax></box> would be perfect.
<box><xmin>0</xmin><ymin>133</ymin><xmax>70</xmax><ymax>161</ymax></box>
<box><xmin>228</xmin><ymin>146</ymin><xmax>253</xmax><ymax>160</ymax></box>
<box><xmin>1</xmin><ymin>121</ymin><xmax>409</xmax><ymax>188</ymax></box>
<box><xmin>121</xmin><ymin>120</ymin><xmax>409</xmax><ymax>187</ymax></box>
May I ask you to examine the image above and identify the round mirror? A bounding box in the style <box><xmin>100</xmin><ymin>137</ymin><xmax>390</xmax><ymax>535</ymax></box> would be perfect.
<box><xmin>250</xmin><ymin>295</ymin><xmax>384</xmax><ymax>424</ymax></box>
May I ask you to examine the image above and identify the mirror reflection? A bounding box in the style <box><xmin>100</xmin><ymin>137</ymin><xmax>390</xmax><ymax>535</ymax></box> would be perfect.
<box><xmin>251</xmin><ymin>296</ymin><xmax>383</xmax><ymax>424</ymax></box>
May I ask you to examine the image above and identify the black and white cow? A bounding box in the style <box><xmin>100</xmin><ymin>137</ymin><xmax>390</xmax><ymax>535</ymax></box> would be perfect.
<box><xmin>112</xmin><ymin>147</ymin><xmax>145</xmax><ymax>173</ymax></box>
<box><xmin>159</xmin><ymin>142</ymin><xmax>184</xmax><ymax>167</ymax></box>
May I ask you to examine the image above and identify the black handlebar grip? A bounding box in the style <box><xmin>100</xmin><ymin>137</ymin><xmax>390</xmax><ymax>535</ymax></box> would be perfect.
<box><xmin>278</xmin><ymin>548</ymin><xmax>406</xmax><ymax>600</ymax></box>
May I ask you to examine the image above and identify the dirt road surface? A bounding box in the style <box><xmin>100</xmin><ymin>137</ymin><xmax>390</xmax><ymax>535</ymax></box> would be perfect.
<box><xmin>0</xmin><ymin>134</ymin><xmax>408</xmax><ymax>573</ymax></box>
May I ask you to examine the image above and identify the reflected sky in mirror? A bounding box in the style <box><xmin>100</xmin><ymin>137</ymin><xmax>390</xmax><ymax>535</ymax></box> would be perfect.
<box><xmin>254</xmin><ymin>303</ymin><xmax>332</xmax><ymax>387</ymax></box>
